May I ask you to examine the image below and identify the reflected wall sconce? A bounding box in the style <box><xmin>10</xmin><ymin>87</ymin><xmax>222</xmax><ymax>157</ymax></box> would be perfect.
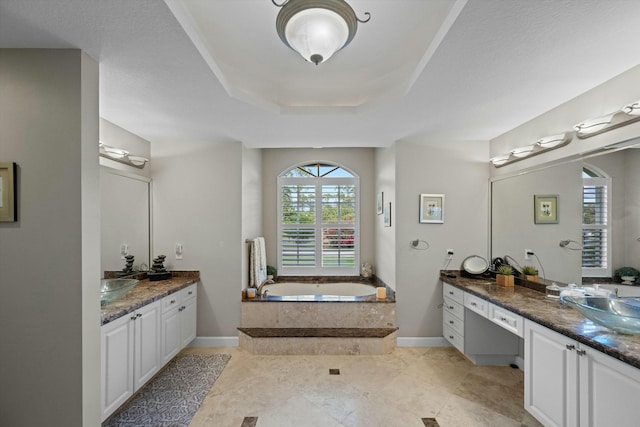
<box><xmin>272</xmin><ymin>0</ymin><xmax>370</xmax><ymax>65</ymax></box>
<box><xmin>490</xmin><ymin>132</ymin><xmax>572</xmax><ymax>168</ymax></box>
<box><xmin>99</xmin><ymin>141</ymin><xmax>149</xmax><ymax>169</ymax></box>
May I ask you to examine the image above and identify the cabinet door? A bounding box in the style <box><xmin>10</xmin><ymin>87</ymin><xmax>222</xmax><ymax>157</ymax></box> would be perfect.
<box><xmin>134</xmin><ymin>300</ymin><xmax>161</xmax><ymax>391</ymax></box>
<box><xmin>180</xmin><ymin>297</ymin><xmax>197</xmax><ymax>348</ymax></box>
<box><xmin>161</xmin><ymin>306</ymin><xmax>181</xmax><ymax>365</ymax></box>
<box><xmin>101</xmin><ymin>314</ymin><xmax>134</xmax><ymax>421</ymax></box>
<box><xmin>524</xmin><ymin>320</ymin><xmax>578</xmax><ymax>427</ymax></box>
<box><xmin>579</xmin><ymin>345</ymin><xmax>640</xmax><ymax>427</ymax></box>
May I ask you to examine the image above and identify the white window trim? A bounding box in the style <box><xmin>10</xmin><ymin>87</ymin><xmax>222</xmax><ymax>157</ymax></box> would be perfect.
<box><xmin>582</xmin><ymin>174</ymin><xmax>611</xmax><ymax>278</ymax></box>
<box><xmin>277</xmin><ymin>171</ymin><xmax>360</xmax><ymax>276</ymax></box>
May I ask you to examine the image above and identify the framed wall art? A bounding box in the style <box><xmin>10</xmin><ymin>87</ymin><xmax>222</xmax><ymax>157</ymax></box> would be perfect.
<box><xmin>0</xmin><ymin>162</ymin><xmax>17</xmax><ymax>222</ymax></box>
<box><xmin>419</xmin><ymin>194</ymin><xmax>444</xmax><ymax>224</ymax></box>
<box><xmin>534</xmin><ymin>194</ymin><xmax>558</xmax><ymax>224</ymax></box>
<box><xmin>383</xmin><ymin>202</ymin><xmax>391</xmax><ymax>227</ymax></box>
<box><xmin>376</xmin><ymin>192</ymin><xmax>383</xmax><ymax>215</ymax></box>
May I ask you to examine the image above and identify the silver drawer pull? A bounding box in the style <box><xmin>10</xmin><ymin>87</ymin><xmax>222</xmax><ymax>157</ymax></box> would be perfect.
<box><xmin>170</xmin><ymin>299</ymin><xmax>176</xmax><ymax>304</ymax></box>
<box><xmin>449</xmin><ymin>291</ymin><xmax>454</xmax><ymax>295</ymax></box>
<box><xmin>449</xmin><ymin>320</ymin><xmax>454</xmax><ymax>324</ymax></box>
<box><xmin>471</xmin><ymin>302</ymin><xmax>477</xmax><ymax>307</ymax></box>
<box><xmin>500</xmin><ymin>316</ymin><xmax>507</xmax><ymax>322</ymax></box>
<box><xmin>449</xmin><ymin>335</ymin><xmax>454</xmax><ymax>339</ymax></box>
<box><xmin>577</xmin><ymin>349</ymin><xmax>586</xmax><ymax>356</ymax></box>
<box><xmin>188</xmin><ymin>291</ymin><xmax>193</xmax><ymax>295</ymax></box>
<box><xmin>566</xmin><ymin>344</ymin><xmax>575</xmax><ymax>350</ymax></box>
<box><xmin>448</xmin><ymin>305</ymin><xmax>454</xmax><ymax>310</ymax></box>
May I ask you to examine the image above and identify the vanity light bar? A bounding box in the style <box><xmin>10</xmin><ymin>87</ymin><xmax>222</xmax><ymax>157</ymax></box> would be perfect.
<box><xmin>490</xmin><ymin>132</ymin><xmax>572</xmax><ymax>168</ymax></box>
<box><xmin>623</xmin><ymin>100</ymin><xmax>640</xmax><ymax>116</ymax></box>
<box><xmin>99</xmin><ymin>141</ymin><xmax>149</xmax><ymax>169</ymax></box>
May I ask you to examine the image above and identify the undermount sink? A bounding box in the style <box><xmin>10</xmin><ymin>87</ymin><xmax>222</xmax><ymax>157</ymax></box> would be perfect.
<box><xmin>560</xmin><ymin>293</ymin><xmax>640</xmax><ymax>334</ymax></box>
<box><xmin>100</xmin><ymin>278</ymin><xmax>139</xmax><ymax>306</ymax></box>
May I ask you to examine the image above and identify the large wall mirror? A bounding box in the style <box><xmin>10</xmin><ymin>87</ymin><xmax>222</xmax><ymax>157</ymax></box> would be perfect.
<box><xmin>100</xmin><ymin>166</ymin><xmax>151</xmax><ymax>277</ymax></box>
<box><xmin>491</xmin><ymin>138</ymin><xmax>640</xmax><ymax>285</ymax></box>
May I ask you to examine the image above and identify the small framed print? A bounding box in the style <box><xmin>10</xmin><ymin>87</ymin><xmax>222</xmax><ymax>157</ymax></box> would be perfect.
<box><xmin>419</xmin><ymin>194</ymin><xmax>444</xmax><ymax>224</ymax></box>
<box><xmin>0</xmin><ymin>162</ymin><xmax>17</xmax><ymax>222</ymax></box>
<box><xmin>376</xmin><ymin>192</ymin><xmax>383</xmax><ymax>215</ymax></box>
<box><xmin>534</xmin><ymin>194</ymin><xmax>558</xmax><ymax>224</ymax></box>
<box><xmin>383</xmin><ymin>202</ymin><xmax>391</xmax><ymax>227</ymax></box>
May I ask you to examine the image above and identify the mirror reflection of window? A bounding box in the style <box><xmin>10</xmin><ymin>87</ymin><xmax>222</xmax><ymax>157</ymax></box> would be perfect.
<box><xmin>582</xmin><ymin>166</ymin><xmax>611</xmax><ymax>278</ymax></box>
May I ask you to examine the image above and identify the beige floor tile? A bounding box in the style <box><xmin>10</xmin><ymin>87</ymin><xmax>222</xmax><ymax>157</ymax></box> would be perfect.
<box><xmin>185</xmin><ymin>346</ymin><xmax>539</xmax><ymax>427</ymax></box>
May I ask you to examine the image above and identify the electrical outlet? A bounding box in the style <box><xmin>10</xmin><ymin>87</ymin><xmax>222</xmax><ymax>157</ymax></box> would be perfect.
<box><xmin>446</xmin><ymin>249</ymin><xmax>454</xmax><ymax>260</ymax></box>
<box><xmin>525</xmin><ymin>249</ymin><xmax>532</xmax><ymax>260</ymax></box>
<box><xmin>175</xmin><ymin>243</ymin><xmax>183</xmax><ymax>260</ymax></box>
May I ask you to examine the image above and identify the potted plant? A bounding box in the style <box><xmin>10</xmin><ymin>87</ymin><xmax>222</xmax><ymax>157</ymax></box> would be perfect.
<box><xmin>496</xmin><ymin>265</ymin><xmax>515</xmax><ymax>287</ymax></box>
<box><xmin>615</xmin><ymin>267</ymin><xmax>639</xmax><ymax>285</ymax></box>
<box><xmin>266</xmin><ymin>265</ymin><xmax>277</xmax><ymax>281</ymax></box>
<box><xmin>522</xmin><ymin>265</ymin><xmax>539</xmax><ymax>282</ymax></box>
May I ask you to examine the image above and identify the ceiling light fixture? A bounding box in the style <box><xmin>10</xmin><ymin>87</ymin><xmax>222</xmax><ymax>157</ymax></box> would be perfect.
<box><xmin>272</xmin><ymin>0</ymin><xmax>370</xmax><ymax>65</ymax></box>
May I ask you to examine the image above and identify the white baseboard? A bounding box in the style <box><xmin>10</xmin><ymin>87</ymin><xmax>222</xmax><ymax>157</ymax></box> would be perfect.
<box><xmin>189</xmin><ymin>336</ymin><xmax>239</xmax><ymax>347</ymax></box>
<box><xmin>397</xmin><ymin>337</ymin><xmax>451</xmax><ymax>347</ymax></box>
<box><xmin>514</xmin><ymin>356</ymin><xmax>524</xmax><ymax>371</ymax></box>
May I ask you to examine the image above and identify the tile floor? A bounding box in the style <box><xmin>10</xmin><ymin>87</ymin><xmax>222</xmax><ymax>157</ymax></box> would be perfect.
<box><xmin>183</xmin><ymin>346</ymin><xmax>544</xmax><ymax>427</ymax></box>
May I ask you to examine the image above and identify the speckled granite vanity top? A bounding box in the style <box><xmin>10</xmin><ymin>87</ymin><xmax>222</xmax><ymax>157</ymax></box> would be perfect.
<box><xmin>101</xmin><ymin>271</ymin><xmax>199</xmax><ymax>326</ymax></box>
<box><xmin>441</xmin><ymin>271</ymin><xmax>640</xmax><ymax>369</ymax></box>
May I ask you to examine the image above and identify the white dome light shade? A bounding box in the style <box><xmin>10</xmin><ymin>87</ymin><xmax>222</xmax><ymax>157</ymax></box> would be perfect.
<box><xmin>511</xmin><ymin>144</ymin><xmax>536</xmax><ymax>158</ymax></box>
<box><xmin>285</xmin><ymin>8</ymin><xmax>349</xmax><ymax>65</ymax></box>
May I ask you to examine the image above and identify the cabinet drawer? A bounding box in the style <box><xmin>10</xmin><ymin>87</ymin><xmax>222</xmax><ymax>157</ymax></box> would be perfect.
<box><xmin>464</xmin><ymin>293</ymin><xmax>489</xmax><ymax>318</ymax></box>
<box><xmin>162</xmin><ymin>293</ymin><xmax>181</xmax><ymax>313</ymax></box>
<box><xmin>443</xmin><ymin>297</ymin><xmax>464</xmax><ymax>320</ymax></box>
<box><xmin>443</xmin><ymin>324</ymin><xmax>464</xmax><ymax>354</ymax></box>
<box><xmin>489</xmin><ymin>304</ymin><xmax>524</xmax><ymax>337</ymax></box>
<box><xmin>181</xmin><ymin>285</ymin><xmax>197</xmax><ymax>303</ymax></box>
<box><xmin>443</xmin><ymin>282</ymin><xmax>464</xmax><ymax>304</ymax></box>
<box><xmin>443</xmin><ymin>309</ymin><xmax>464</xmax><ymax>336</ymax></box>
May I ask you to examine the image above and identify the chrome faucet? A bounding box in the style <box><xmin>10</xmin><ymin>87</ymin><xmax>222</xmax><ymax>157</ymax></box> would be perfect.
<box><xmin>262</xmin><ymin>289</ymin><xmax>269</xmax><ymax>298</ymax></box>
<box><xmin>257</xmin><ymin>278</ymin><xmax>275</xmax><ymax>297</ymax></box>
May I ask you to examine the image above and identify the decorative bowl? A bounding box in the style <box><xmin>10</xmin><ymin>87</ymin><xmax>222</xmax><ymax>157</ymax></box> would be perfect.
<box><xmin>560</xmin><ymin>293</ymin><xmax>640</xmax><ymax>334</ymax></box>
<box><xmin>100</xmin><ymin>278</ymin><xmax>139</xmax><ymax>306</ymax></box>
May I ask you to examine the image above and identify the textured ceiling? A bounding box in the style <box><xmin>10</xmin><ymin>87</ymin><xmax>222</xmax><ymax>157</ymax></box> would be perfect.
<box><xmin>1</xmin><ymin>0</ymin><xmax>640</xmax><ymax>148</ymax></box>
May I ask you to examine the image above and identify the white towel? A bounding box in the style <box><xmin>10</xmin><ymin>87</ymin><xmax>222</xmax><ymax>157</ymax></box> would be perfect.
<box><xmin>249</xmin><ymin>237</ymin><xmax>267</xmax><ymax>288</ymax></box>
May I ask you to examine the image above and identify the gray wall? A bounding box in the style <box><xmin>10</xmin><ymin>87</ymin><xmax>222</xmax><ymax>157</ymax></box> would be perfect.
<box><xmin>374</xmin><ymin>145</ymin><xmax>397</xmax><ymax>288</ymax></box>
<box><xmin>242</xmin><ymin>146</ymin><xmax>263</xmax><ymax>290</ymax></box>
<box><xmin>0</xmin><ymin>49</ymin><xmax>101</xmax><ymax>426</ymax></box>
<box><xmin>262</xmin><ymin>148</ymin><xmax>376</xmax><ymax>272</ymax></box>
<box><xmin>151</xmin><ymin>140</ymin><xmax>243</xmax><ymax>337</ymax></box>
<box><xmin>393</xmin><ymin>140</ymin><xmax>490</xmax><ymax>338</ymax></box>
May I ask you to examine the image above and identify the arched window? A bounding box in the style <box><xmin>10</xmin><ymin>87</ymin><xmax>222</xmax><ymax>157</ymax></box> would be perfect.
<box><xmin>278</xmin><ymin>162</ymin><xmax>359</xmax><ymax>276</ymax></box>
<box><xmin>582</xmin><ymin>166</ymin><xmax>611</xmax><ymax>277</ymax></box>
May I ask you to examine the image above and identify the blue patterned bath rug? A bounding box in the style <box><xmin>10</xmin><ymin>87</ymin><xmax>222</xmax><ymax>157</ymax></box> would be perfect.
<box><xmin>103</xmin><ymin>353</ymin><xmax>231</xmax><ymax>427</ymax></box>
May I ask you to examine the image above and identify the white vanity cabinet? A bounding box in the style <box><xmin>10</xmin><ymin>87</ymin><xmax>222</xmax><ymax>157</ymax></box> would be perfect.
<box><xmin>524</xmin><ymin>320</ymin><xmax>640</xmax><ymax>427</ymax></box>
<box><xmin>161</xmin><ymin>284</ymin><xmax>197</xmax><ymax>365</ymax></box>
<box><xmin>442</xmin><ymin>281</ymin><xmax>519</xmax><ymax>364</ymax></box>
<box><xmin>442</xmin><ymin>282</ymin><xmax>465</xmax><ymax>353</ymax></box>
<box><xmin>101</xmin><ymin>300</ymin><xmax>161</xmax><ymax>421</ymax></box>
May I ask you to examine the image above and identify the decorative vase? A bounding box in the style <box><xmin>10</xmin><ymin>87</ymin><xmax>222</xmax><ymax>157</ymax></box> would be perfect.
<box><xmin>496</xmin><ymin>274</ymin><xmax>514</xmax><ymax>287</ymax></box>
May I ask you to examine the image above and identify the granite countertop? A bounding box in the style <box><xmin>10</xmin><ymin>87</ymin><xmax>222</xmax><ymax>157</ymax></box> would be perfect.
<box><xmin>440</xmin><ymin>271</ymin><xmax>640</xmax><ymax>370</ymax></box>
<box><xmin>101</xmin><ymin>271</ymin><xmax>199</xmax><ymax>326</ymax></box>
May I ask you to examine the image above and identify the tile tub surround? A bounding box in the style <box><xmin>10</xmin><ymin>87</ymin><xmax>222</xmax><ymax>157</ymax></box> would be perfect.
<box><xmin>440</xmin><ymin>271</ymin><xmax>640</xmax><ymax>369</ymax></box>
<box><xmin>240</xmin><ymin>288</ymin><xmax>397</xmax><ymax>355</ymax></box>
<box><xmin>101</xmin><ymin>271</ymin><xmax>200</xmax><ymax>325</ymax></box>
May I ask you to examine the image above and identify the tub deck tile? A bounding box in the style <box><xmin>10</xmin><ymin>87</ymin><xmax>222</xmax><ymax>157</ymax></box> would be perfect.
<box><xmin>237</xmin><ymin>327</ymin><xmax>398</xmax><ymax>338</ymax></box>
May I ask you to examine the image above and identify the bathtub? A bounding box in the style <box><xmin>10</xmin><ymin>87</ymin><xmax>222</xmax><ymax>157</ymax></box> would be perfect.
<box><xmin>260</xmin><ymin>282</ymin><xmax>377</xmax><ymax>297</ymax></box>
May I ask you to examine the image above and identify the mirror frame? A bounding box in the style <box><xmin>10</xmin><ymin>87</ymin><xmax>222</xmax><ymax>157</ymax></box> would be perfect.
<box><xmin>100</xmin><ymin>166</ymin><xmax>153</xmax><ymax>277</ymax></box>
